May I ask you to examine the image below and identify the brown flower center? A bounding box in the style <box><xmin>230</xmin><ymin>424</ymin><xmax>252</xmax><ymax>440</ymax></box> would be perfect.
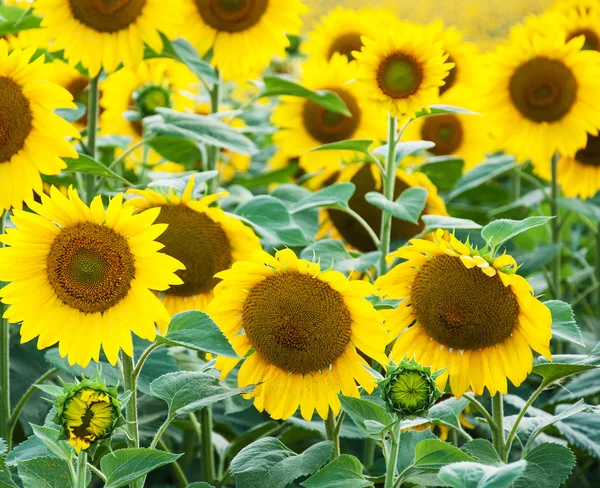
<box><xmin>328</xmin><ymin>33</ymin><xmax>363</xmax><ymax>61</ymax></box>
<box><xmin>439</xmin><ymin>54</ymin><xmax>456</xmax><ymax>95</ymax></box>
<box><xmin>0</xmin><ymin>76</ymin><xmax>33</xmax><ymax>163</ymax></box>
<box><xmin>575</xmin><ymin>133</ymin><xmax>600</xmax><ymax>166</ymax></box>
<box><xmin>567</xmin><ymin>28</ymin><xmax>600</xmax><ymax>51</ymax></box>
<box><xmin>154</xmin><ymin>205</ymin><xmax>232</xmax><ymax>297</ymax></box>
<box><xmin>377</xmin><ymin>53</ymin><xmax>423</xmax><ymax>99</ymax></box>
<box><xmin>509</xmin><ymin>57</ymin><xmax>577</xmax><ymax>123</ymax></box>
<box><xmin>412</xmin><ymin>254</ymin><xmax>519</xmax><ymax>350</ymax></box>
<box><xmin>68</xmin><ymin>0</ymin><xmax>146</xmax><ymax>32</ymax></box>
<box><xmin>303</xmin><ymin>88</ymin><xmax>360</xmax><ymax>144</ymax></box>
<box><xmin>195</xmin><ymin>0</ymin><xmax>268</xmax><ymax>33</ymax></box>
<box><xmin>47</xmin><ymin>222</ymin><xmax>136</xmax><ymax>314</ymax></box>
<box><xmin>327</xmin><ymin>164</ymin><xmax>425</xmax><ymax>252</ymax></box>
<box><xmin>421</xmin><ymin>114</ymin><xmax>464</xmax><ymax>155</ymax></box>
<box><xmin>243</xmin><ymin>270</ymin><xmax>353</xmax><ymax>374</ymax></box>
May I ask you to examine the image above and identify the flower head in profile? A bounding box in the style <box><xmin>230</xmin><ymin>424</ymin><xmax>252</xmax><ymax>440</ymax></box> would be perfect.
<box><xmin>54</xmin><ymin>372</ymin><xmax>124</xmax><ymax>453</ymax></box>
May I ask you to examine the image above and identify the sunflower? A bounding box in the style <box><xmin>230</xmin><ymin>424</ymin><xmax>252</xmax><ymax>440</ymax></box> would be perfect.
<box><xmin>271</xmin><ymin>53</ymin><xmax>386</xmax><ymax>176</ymax></box>
<box><xmin>126</xmin><ymin>175</ymin><xmax>261</xmax><ymax>315</ymax></box>
<box><xmin>546</xmin><ymin>133</ymin><xmax>600</xmax><ymax>199</ymax></box>
<box><xmin>208</xmin><ymin>249</ymin><xmax>388</xmax><ymax>421</ymax></box>
<box><xmin>550</xmin><ymin>0</ymin><xmax>600</xmax><ymax>51</ymax></box>
<box><xmin>0</xmin><ymin>41</ymin><xmax>79</xmax><ymax>211</ymax></box>
<box><xmin>402</xmin><ymin>88</ymin><xmax>488</xmax><ymax>171</ymax></box>
<box><xmin>0</xmin><ymin>187</ymin><xmax>184</xmax><ymax>367</ymax></box>
<box><xmin>479</xmin><ymin>25</ymin><xmax>600</xmax><ymax>167</ymax></box>
<box><xmin>100</xmin><ymin>57</ymin><xmax>198</xmax><ymax>169</ymax></box>
<box><xmin>302</xmin><ymin>7</ymin><xmax>394</xmax><ymax>64</ymax></box>
<box><xmin>178</xmin><ymin>0</ymin><xmax>307</xmax><ymax>80</ymax></box>
<box><xmin>353</xmin><ymin>24</ymin><xmax>453</xmax><ymax>118</ymax></box>
<box><xmin>422</xmin><ymin>20</ymin><xmax>480</xmax><ymax>95</ymax></box>
<box><xmin>46</xmin><ymin>60</ymin><xmax>91</xmax><ymax>130</ymax></box>
<box><xmin>318</xmin><ymin>162</ymin><xmax>447</xmax><ymax>253</ymax></box>
<box><xmin>376</xmin><ymin>230</ymin><xmax>552</xmax><ymax>397</ymax></box>
<box><xmin>33</xmin><ymin>0</ymin><xmax>178</xmax><ymax>78</ymax></box>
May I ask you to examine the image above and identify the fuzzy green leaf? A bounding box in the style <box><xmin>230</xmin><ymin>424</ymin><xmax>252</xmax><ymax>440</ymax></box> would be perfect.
<box><xmin>366</xmin><ymin>187</ymin><xmax>427</xmax><ymax>224</ymax></box>
<box><xmin>448</xmin><ymin>155</ymin><xmax>516</xmax><ymax>200</ymax></box>
<box><xmin>532</xmin><ymin>354</ymin><xmax>600</xmax><ymax>384</ymax></box>
<box><xmin>545</xmin><ymin>300</ymin><xmax>584</xmax><ymax>346</ymax></box>
<box><xmin>413</xmin><ymin>439</ymin><xmax>475</xmax><ymax>470</ymax></box>
<box><xmin>63</xmin><ymin>155</ymin><xmax>130</xmax><ymax>184</ymax></box>
<box><xmin>149</xmin><ymin>135</ymin><xmax>204</xmax><ymax>166</ymax></box>
<box><xmin>338</xmin><ymin>395</ymin><xmax>395</xmax><ymax>439</ymax></box>
<box><xmin>414</xmin><ymin>105</ymin><xmax>478</xmax><ymax>118</ymax></box>
<box><xmin>171</xmin><ymin>38</ymin><xmax>217</xmax><ymax>85</ymax></box>
<box><xmin>419</xmin><ymin>156</ymin><xmax>464</xmax><ymax>191</ymax></box>
<box><xmin>17</xmin><ymin>457</ymin><xmax>74</xmax><ymax>488</ymax></box>
<box><xmin>301</xmin><ymin>455</ymin><xmax>372</xmax><ymax>488</ymax></box>
<box><xmin>289</xmin><ymin>183</ymin><xmax>356</xmax><ymax>214</ymax></box>
<box><xmin>460</xmin><ymin>440</ymin><xmax>502</xmax><ymax>465</ymax></box>
<box><xmin>101</xmin><ymin>448</ymin><xmax>182</xmax><ymax>488</ymax></box>
<box><xmin>439</xmin><ymin>460</ymin><xmax>527</xmax><ymax>488</ymax></box>
<box><xmin>373</xmin><ymin>140</ymin><xmax>435</xmax><ymax>161</ymax></box>
<box><xmin>309</xmin><ymin>139</ymin><xmax>375</xmax><ymax>154</ymax></box>
<box><xmin>482</xmin><ymin>216</ymin><xmax>553</xmax><ymax>249</ymax></box>
<box><xmin>157</xmin><ymin>310</ymin><xmax>237</xmax><ymax>358</ymax></box>
<box><xmin>0</xmin><ymin>438</ymin><xmax>17</xmax><ymax>488</ymax></box>
<box><xmin>229</xmin><ymin>438</ymin><xmax>332</xmax><ymax>488</ymax></box>
<box><xmin>417</xmin><ymin>215</ymin><xmax>482</xmax><ymax>238</ymax></box>
<box><xmin>260</xmin><ymin>76</ymin><xmax>350</xmax><ymax>115</ymax></box>
<box><xmin>514</xmin><ymin>443</ymin><xmax>575</xmax><ymax>488</ymax></box>
<box><xmin>29</xmin><ymin>425</ymin><xmax>72</xmax><ymax>462</ymax></box>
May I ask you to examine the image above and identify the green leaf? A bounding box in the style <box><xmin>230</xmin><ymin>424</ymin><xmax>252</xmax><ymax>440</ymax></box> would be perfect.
<box><xmin>17</xmin><ymin>457</ymin><xmax>74</xmax><ymax>488</ymax></box>
<box><xmin>229</xmin><ymin>438</ymin><xmax>332</xmax><ymax>488</ymax></box>
<box><xmin>429</xmin><ymin>397</ymin><xmax>471</xmax><ymax>431</ymax></box>
<box><xmin>226</xmin><ymin>422</ymin><xmax>282</xmax><ymax>461</ymax></box>
<box><xmin>550</xmin><ymin>368</ymin><xmax>600</xmax><ymax>405</ymax></box>
<box><xmin>157</xmin><ymin>310</ymin><xmax>237</xmax><ymax>358</ymax></box>
<box><xmin>101</xmin><ymin>448</ymin><xmax>182</xmax><ymax>488</ymax></box>
<box><xmin>338</xmin><ymin>395</ymin><xmax>395</xmax><ymax>439</ymax></box>
<box><xmin>0</xmin><ymin>438</ymin><xmax>17</xmax><ymax>488</ymax></box>
<box><xmin>532</xmin><ymin>354</ymin><xmax>600</xmax><ymax>384</ymax></box>
<box><xmin>334</xmin><ymin>251</ymin><xmax>381</xmax><ymax>275</ymax></box>
<box><xmin>170</xmin><ymin>38</ymin><xmax>217</xmax><ymax>85</ymax></box>
<box><xmin>232</xmin><ymin>164</ymin><xmax>299</xmax><ymax>190</ymax></box>
<box><xmin>148</xmin><ymin>109</ymin><xmax>258</xmax><ymax>155</ymax></box>
<box><xmin>413</xmin><ymin>439</ymin><xmax>475</xmax><ymax>470</ymax></box>
<box><xmin>301</xmin><ymin>455</ymin><xmax>372</xmax><ymax>488</ymax></box>
<box><xmin>29</xmin><ymin>425</ymin><xmax>72</xmax><ymax>462</ymax></box>
<box><xmin>150</xmin><ymin>371</ymin><xmax>255</xmax><ymax>417</ymax></box>
<box><xmin>299</xmin><ymin>239</ymin><xmax>352</xmax><ymax>266</ymax></box>
<box><xmin>309</xmin><ymin>139</ymin><xmax>374</xmax><ymax>154</ymax></box>
<box><xmin>481</xmin><ymin>216</ymin><xmax>553</xmax><ymax>249</ymax></box>
<box><xmin>0</xmin><ymin>6</ymin><xmax>42</xmax><ymax>36</ymax></box>
<box><xmin>544</xmin><ymin>300</ymin><xmax>584</xmax><ymax>346</ymax></box>
<box><xmin>417</xmin><ymin>215</ymin><xmax>482</xmax><ymax>238</ymax></box>
<box><xmin>373</xmin><ymin>140</ymin><xmax>435</xmax><ymax>161</ymax></box>
<box><xmin>448</xmin><ymin>155</ymin><xmax>516</xmax><ymax>200</ymax></box>
<box><xmin>289</xmin><ymin>183</ymin><xmax>356</xmax><ymax>214</ymax></box>
<box><xmin>514</xmin><ymin>443</ymin><xmax>575</xmax><ymax>488</ymax></box>
<box><xmin>63</xmin><ymin>154</ymin><xmax>130</xmax><ymax>184</ymax></box>
<box><xmin>365</xmin><ymin>187</ymin><xmax>427</xmax><ymax>224</ymax></box>
<box><xmin>260</xmin><ymin>76</ymin><xmax>350</xmax><ymax>116</ymax></box>
<box><xmin>414</xmin><ymin>104</ymin><xmax>479</xmax><ymax>118</ymax></box>
<box><xmin>438</xmin><ymin>460</ymin><xmax>527</xmax><ymax>488</ymax></box>
<box><xmin>396</xmin><ymin>429</ymin><xmax>437</xmax><ymax>481</ymax></box>
<box><xmin>56</xmin><ymin>103</ymin><xmax>86</xmax><ymax>123</ymax></box>
<box><xmin>149</xmin><ymin>135</ymin><xmax>203</xmax><ymax>166</ymax></box>
<box><xmin>557</xmin><ymin>197</ymin><xmax>600</xmax><ymax>222</ymax></box>
<box><xmin>419</xmin><ymin>156</ymin><xmax>464</xmax><ymax>191</ymax></box>
<box><xmin>555</xmin><ymin>412</ymin><xmax>600</xmax><ymax>459</ymax></box>
<box><xmin>460</xmin><ymin>440</ymin><xmax>502</xmax><ymax>465</ymax></box>
<box><xmin>489</xmin><ymin>189</ymin><xmax>549</xmax><ymax>217</ymax></box>
<box><xmin>186</xmin><ymin>484</ymin><xmax>214</xmax><ymax>488</ymax></box>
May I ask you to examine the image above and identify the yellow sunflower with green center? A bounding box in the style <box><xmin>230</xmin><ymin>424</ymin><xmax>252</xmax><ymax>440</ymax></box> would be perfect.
<box><xmin>178</xmin><ymin>0</ymin><xmax>307</xmax><ymax>80</ymax></box>
<box><xmin>126</xmin><ymin>175</ymin><xmax>261</xmax><ymax>315</ymax></box>
<box><xmin>302</xmin><ymin>6</ymin><xmax>395</xmax><ymax>64</ymax></box>
<box><xmin>271</xmin><ymin>53</ymin><xmax>386</xmax><ymax>176</ymax></box>
<box><xmin>100</xmin><ymin>57</ymin><xmax>198</xmax><ymax>169</ymax></box>
<box><xmin>207</xmin><ymin>249</ymin><xmax>388</xmax><ymax>420</ymax></box>
<box><xmin>317</xmin><ymin>162</ymin><xmax>447</xmax><ymax>253</ymax></box>
<box><xmin>0</xmin><ymin>187</ymin><xmax>184</xmax><ymax>367</ymax></box>
<box><xmin>422</xmin><ymin>20</ymin><xmax>480</xmax><ymax>96</ymax></box>
<box><xmin>33</xmin><ymin>0</ymin><xmax>178</xmax><ymax>77</ymax></box>
<box><xmin>353</xmin><ymin>24</ymin><xmax>453</xmax><ymax>118</ymax></box>
<box><xmin>402</xmin><ymin>88</ymin><xmax>488</xmax><ymax>171</ymax></box>
<box><xmin>376</xmin><ymin>230</ymin><xmax>552</xmax><ymax>397</ymax></box>
<box><xmin>478</xmin><ymin>25</ymin><xmax>600</xmax><ymax>168</ymax></box>
<box><xmin>0</xmin><ymin>41</ymin><xmax>79</xmax><ymax>211</ymax></box>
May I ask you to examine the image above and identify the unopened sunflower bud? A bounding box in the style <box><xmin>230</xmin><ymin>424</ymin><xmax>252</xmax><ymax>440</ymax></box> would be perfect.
<box><xmin>53</xmin><ymin>372</ymin><xmax>124</xmax><ymax>453</ymax></box>
<box><xmin>380</xmin><ymin>359</ymin><xmax>443</xmax><ymax>418</ymax></box>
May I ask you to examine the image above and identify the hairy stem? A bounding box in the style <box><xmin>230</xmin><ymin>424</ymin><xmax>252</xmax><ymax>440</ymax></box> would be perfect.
<box><xmin>378</xmin><ymin>114</ymin><xmax>398</xmax><ymax>276</ymax></box>
<box><xmin>85</xmin><ymin>75</ymin><xmax>100</xmax><ymax>204</ymax></box>
<box><xmin>200</xmin><ymin>406</ymin><xmax>215</xmax><ymax>483</ymax></box>
<box><xmin>75</xmin><ymin>451</ymin><xmax>87</xmax><ymax>488</ymax></box>
<box><xmin>491</xmin><ymin>393</ymin><xmax>505</xmax><ymax>459</ymax></box>
<box><xmin>384</xmin><ymin>424</ymin><xmax>400</xmax><ymax>488</ymax></box>
<box><xmin>324</xmin><ymin>408</ymin><xmax>341</xmax><ymax>459</ymax></box>
<box><xmin>0</xmin><ymin>210</ymin><xmax>9</xmax><ymax>445</ymax></box>
<box><xmin>206</xmin><ymin>70</ymin><xmax>221</xmax><ymax>196</ymax></box>
<box><xmin>550</xmin><ymin>153</ymin><xmax>561</xmax><ymax>299</ymax></box>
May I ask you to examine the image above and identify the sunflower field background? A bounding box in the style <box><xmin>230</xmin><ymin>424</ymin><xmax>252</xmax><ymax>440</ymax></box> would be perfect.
<box><xmin>2</xmin><ymin>0</ymin><xmax>600</xmax><ymax>487</ymax></box>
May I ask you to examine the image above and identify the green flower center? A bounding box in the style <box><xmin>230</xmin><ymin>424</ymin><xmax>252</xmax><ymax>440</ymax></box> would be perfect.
<box><xmin>133</xmin><ymin>83</ymin><xmax>172</xmax><ymax>118</ymax></box>
<box><xmin>377</xmin><ymin>53</ymin><xmax>423</xmax><ymax>99</ymax></box>
<box><xmin>390</xmin><ymin>371</ymin><xmax>430</xmax><ymax>411</ymax></box>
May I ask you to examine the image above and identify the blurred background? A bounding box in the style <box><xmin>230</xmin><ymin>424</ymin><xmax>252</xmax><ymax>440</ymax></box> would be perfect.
<box><xmin>305</xmin><ymin>0</ymin><xmax>553</xmax><ymax>48</ymax></box>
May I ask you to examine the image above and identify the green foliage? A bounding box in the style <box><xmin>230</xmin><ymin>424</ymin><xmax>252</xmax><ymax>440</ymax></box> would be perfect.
<box><xmin>100</xmin><ymin>448</ymin><xmax>182</xmax><ymax>488</ymax></box>
<box><xmin>545</xmin><ymin>300</ymin><xmax>585</xmax><ymax>346</ymax></box>
<box><xmin>448</xmin><ymin>155</ymin><xmax>516</xmax><ymax>200</ymax></box>
<box><xmin>288</xmin><ymin>182</ymin><xmax>355</xmax><ymax>213</ymax></box>
<box><xmin>301</xmin><ymin>455</ymin><xmax>373</xmax><ymax>488</ymax></box>
<box><xmin>63</xmin><ymin>154</ymin><xmax>131</xmax><ymax>184</ymax></box>
<box><xmin>0</xmin><ymin>438</ymin><xmax>17</xmax><ymax>488</ymax></box>
<box><xmin>438</xmin><ymin>460</ymin><xmax>527</xmax><ymax>488</ymax></box>
<box><xmin>514</xmin><ymin>443</ymin><xmax>575</xmax><ymax>488</ymax></box>
<box><xmin>338</xmin><ymin>395</ymin><xmax>395</xmax><ymax>439</ymax></box>
<box><xmin>17</xmin><ymin>457</ymin><xmax>74</xmax><ymax>488</ymax></box>
<box><xmin>481</xmin><ymin>216</ymin><xmax>553</xmax><ymax>249</ymax></box>
<box><xmin>414</xmin><ymin>104</ymin><xmax>479</xmax><ymax>118</ymax></box>
<box><xmin>229</xmin><ymin>438</ymin><xmax>332</xmax><ymax>488</ymax></box>
<box><xmin>419</xmin><ymin>156</ymin><xmax>464</xmax><ymax>191</ymax></box>
<box><xmin>366</xmin><ymin>187</ymin><xmax>428</xmax><ymax>224</ymax></box>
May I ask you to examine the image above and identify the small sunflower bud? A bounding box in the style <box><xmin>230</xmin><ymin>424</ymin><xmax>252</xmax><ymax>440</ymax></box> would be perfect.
<box><xmin>380</xmin><ymin>359</ymin><xmax>443</xmax><ymax>418</ymax></box>
<box><xmin>53</xmin><ymin>372</ymin><xmax>124</xmax><ymax>453</ymax></box>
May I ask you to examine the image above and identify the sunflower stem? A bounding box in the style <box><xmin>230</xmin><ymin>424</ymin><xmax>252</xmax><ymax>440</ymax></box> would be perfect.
<box><xmin>511</xmin><ymin>168</ymin><xmax>521</xmax><ymax>201</ymax></box>
<box><xmin>550</xmin><ymin>153</ymin><xmax>561</xmax><ymax>299</ymax></box>
<box><xmin>200</xmin><ymin>405</ymin><xmax>216</xmax><ymax>484</ymax></box>
<box><xmin>206</xmin><ymin>70</ymin><xmax>221</xmax><ymax>196</ymax></box>
<box><xmin>596</xmin><ymin>223</ymin><xmax>600</xmax><ymax>320</ymax></box>
<box><xmin>324</xmin><ymin>408</ymin><xmax>341</xmax><ymax>458</ymax></box>
<box><xmin>491</xmin><ymin>393</ymin><xmax>505</xmax><ymax>460</ymax></box>
<box><xmin>384</xmin><ymin>423</ymin><xmax>401</xmax><ymax>488</ymax></box>
<box><xmin>85</xmin><ymin>75</ymin><xmax>100</xmax><ymax>204</ymax></box>
<box><xmin>379</xmin><ymin>114</ymin><xmax>398</xmax><ymax>276</ymax></box>
<box><xmin>75</xmin><ymin>451</ymin><xmax>88</xmax><ymax>488</ymax></box>
<box><xmin>121</xmin><ymin>353</ymin><xmax>139</xmax><ymax>447</ymax></box>
<box><xmin>0</xmin><ymin>210</ymin><xmax>9</xmax><ymax>446</ymax></box>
